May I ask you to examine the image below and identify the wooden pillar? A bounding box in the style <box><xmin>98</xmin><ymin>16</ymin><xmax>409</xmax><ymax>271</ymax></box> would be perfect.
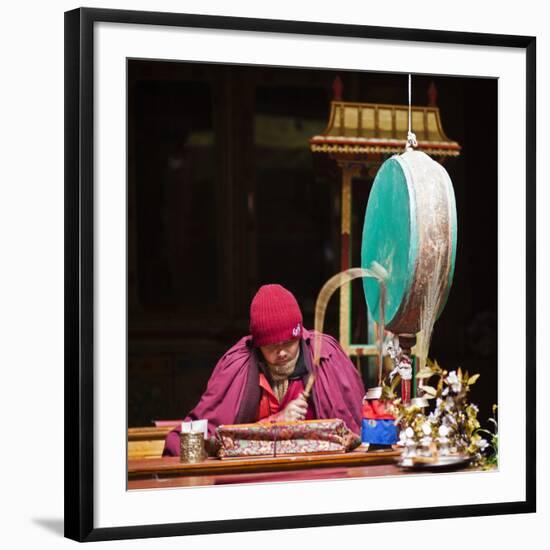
<box><xmin>338</xmin><ymin>162</ymin><xmax>361</xmax><ymax>354</ymax></box>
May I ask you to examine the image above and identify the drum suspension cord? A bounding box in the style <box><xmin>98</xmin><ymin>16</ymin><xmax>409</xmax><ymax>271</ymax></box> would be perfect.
<box><xmin>406</xmin><ymin>73</ymin><xmax>418</xmax><ymax>151</ymax></box>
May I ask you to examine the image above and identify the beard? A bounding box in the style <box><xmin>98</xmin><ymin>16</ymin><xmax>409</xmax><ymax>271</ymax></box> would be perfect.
<box><xmin>267</xmin><ymin>350</ymin><xmax>300</xmax><ymax>382</ymax></box>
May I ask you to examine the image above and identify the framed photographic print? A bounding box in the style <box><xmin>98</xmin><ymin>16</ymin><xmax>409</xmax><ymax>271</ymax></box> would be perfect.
<box><xmin>65</xmin><ymin>7</ymin><xmax>536</xmax><ymax>542</ymax></box>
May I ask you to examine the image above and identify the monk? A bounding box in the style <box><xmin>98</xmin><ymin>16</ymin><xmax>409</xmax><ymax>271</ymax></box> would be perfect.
<box><xmin>163</xmin><ymin>284</ymin><xmax>365</xmax><ymax>456</ymax></box>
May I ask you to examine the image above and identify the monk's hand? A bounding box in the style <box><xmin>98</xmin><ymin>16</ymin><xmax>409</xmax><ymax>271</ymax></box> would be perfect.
<box><xmin>282</xmin><ymin>394</ymin><xmax>308</xmax><ymax>421</ymax></box>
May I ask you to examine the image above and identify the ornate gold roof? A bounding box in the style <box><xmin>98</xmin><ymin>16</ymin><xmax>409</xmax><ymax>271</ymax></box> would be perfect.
<box><xmin>310</xmin><ymin>101</ymin><xmax>461</xmax><ymax>157</ymax></box>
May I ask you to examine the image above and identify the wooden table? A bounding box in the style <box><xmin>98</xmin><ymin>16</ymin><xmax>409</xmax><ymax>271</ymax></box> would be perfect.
<box><xmin>127</xmin><ymin>447</ymin><xmax>418</xmax><ymax>490</ymax></box>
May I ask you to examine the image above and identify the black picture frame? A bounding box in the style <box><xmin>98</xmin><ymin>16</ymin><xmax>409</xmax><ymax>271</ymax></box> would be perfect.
<box><xmin>64</xmin><ymin>7</ymin><xmax>536</xmax><ymax>542</ymax></box>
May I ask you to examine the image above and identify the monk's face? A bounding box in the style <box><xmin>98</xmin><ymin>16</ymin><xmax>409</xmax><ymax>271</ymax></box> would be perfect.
<box><xmin>259</xmin><ymin>339</ymin><xmax>300</xmax><ymax>366</ymax></box>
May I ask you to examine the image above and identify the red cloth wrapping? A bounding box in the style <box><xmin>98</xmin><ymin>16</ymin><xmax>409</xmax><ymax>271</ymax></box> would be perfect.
<box><xmin>362</xmin><ymin>399</ymin><xmax>395</xmax><ymax>420</ymax></box>
<box><xmin>216</xmin><ymin>418</ymin><xmax>359</xmax><ymax>458</ymax></box>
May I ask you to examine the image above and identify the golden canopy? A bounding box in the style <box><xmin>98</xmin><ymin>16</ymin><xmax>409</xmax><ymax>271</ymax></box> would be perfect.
<box><xmin>310</xmin><ymin>101</ymin><xmax>461</xmax><ymax>158</ymax></box>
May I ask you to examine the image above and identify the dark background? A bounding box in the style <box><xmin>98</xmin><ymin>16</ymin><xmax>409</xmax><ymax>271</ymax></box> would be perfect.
<box><xmin>127</xmin><ymin>60</ymin><xmax>497</xmax><ymax>428</ymax></box>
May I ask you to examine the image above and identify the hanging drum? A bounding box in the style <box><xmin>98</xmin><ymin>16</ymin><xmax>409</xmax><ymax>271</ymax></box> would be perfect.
<box><xmin>361</xmin><ymin>150</ymin><xmax>457</xmax><ymax>334</ymax></box>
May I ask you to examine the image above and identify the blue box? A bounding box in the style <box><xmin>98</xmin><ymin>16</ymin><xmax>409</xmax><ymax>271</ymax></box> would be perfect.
<box><xmin>361</xmin><ymin>418</ymin><xmax>398</xmax><ymax>445</ymax></box>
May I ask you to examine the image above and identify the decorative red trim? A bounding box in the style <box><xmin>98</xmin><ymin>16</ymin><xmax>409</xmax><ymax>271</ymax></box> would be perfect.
<box><xmin>310</xmin><ymin>136</ymin><xmax>461</xmax><ymax>151</ymax></box>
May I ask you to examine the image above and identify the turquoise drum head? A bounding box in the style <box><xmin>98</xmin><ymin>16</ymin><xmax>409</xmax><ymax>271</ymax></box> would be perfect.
<box><xmin>361</xmin><ymin>150</ymin><xmax>457</xmax><ymax>334</ymax></box>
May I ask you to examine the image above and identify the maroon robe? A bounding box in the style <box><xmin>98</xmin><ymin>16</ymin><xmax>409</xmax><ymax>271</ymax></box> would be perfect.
<box><xmin>162</xmin><ymin>328</ymin><xmax>365</xmax><ymax>456</ymax></box>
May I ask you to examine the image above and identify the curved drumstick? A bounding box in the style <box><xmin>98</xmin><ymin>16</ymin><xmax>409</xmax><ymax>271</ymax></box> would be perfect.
<box><xmin>302</xmin><ymin>372</ymin><xmax>316</xmax><ymax>400</ymax></box>
<box><xmin>307</xmin><ymin>264</ymin><xmax>388</xmax><ymax>399</ymax></box>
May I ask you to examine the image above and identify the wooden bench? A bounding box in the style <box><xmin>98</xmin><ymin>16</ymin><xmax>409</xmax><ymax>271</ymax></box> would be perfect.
<box><xmin>128</xmin><ymin>425</ymin><xmax>178</xmax><ymax>459</ymax></box>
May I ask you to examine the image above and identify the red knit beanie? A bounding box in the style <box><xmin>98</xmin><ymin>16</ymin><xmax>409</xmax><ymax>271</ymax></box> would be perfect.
<box><xmin>249</xmin><ymin>284</ymin><xmax>303</xmax><ymax>347</ymax></box>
